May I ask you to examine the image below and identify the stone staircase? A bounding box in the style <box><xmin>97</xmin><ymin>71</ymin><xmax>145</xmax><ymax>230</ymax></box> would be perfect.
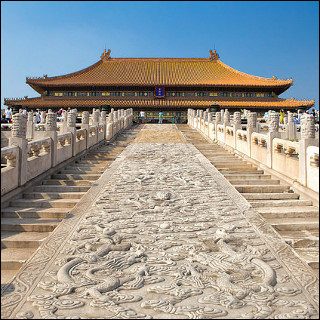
<box><xmin>1</xmin><ymin>126</ymin><xmax>140</xmax><ymax>287</ymax></box>
<box><xmin>178</xmin><ymin>124</ymin><xmax>319</xmax><ymax>275</ymax></box>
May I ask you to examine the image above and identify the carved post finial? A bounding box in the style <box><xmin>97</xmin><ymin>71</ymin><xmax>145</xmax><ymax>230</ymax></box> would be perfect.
<box><xmin>45</xmin><ymin>112</ymin><xmax>57</xmax><ymax>131</ymax></box>
<box><xmin>12</xmin><ymin>113</ymin><xmax>27</xmax><ymax>138</ymax></box>
<box><xmin>268</xmin><ymin>112</ymin><xmax>279</xmax><ymax>133</ymax></box>
<box><xmin>233</xmin><ymin>112</ymin><xmax>241</xmax><ymax>125</ymax></box>
<box><xmin>301</xmin><ymin>114</ymin><xmax>315</xmax><ymax>139</ymax></box>
<box><xmin>82</xmin><ymin>111</ymin><xmax>89</xmax><ymax>125</ymax></box>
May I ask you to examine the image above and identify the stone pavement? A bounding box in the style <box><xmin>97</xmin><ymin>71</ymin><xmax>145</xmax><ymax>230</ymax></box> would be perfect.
<box><xmin>1</xmin><ymin>124</ymin><xmax>319</xmax><ymax>319</ymax></box>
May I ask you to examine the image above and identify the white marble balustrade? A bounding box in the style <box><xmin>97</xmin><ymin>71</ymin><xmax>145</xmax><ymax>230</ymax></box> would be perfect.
<box><xmin>188</xmin><ymin>108</ymin><xmax>319</xmax><ymax>193</ymax></box>
<box><xmin>1</xmin><ymin>108</ymin><xmax>133</xmax><ymax>197</ymax></box>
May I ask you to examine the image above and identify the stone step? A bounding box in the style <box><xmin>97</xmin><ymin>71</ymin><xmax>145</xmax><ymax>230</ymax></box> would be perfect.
<box><xmin>59</xmin><ymin>169</ymin><xmax>104</xmax><ymax>174</ymax></box>
<box><xmin>235</xmin><ymin>185</ymin><xmax>290</xmax><ymax>193</ymax></box>
<box><xmin>242</xmin><ymin>192</ymin><xmax>300</xmax><ymax>200</ymax></box>
<box><xmin>51</xmin><ymin>173</ymin><xmax>100</xmax><ymax>180</ymax></box>
<box><xmin>278</xmin><ymin>230</ymin><xmax>319</xmax><ymax>248</ymax></box>
<box><xmin>293</xmin><ymin>248</ymin><xmax>319</xmax><ymax>268</ymax></box>
<box><xmin>42</xmin><ymin>180</ymin><xmax>93</xmax><ymax>186</ymax></box>
<box><xmin>75</xmin><ymin>160</ymin><xmax>113</xmax><ymax>165</ymax></box>
<box><xmin>215</xmin><ymin>165</ymin><xmax>257</xmax><ymax>171</ymax></box>
<box><xmin>2</xmin><ymin>207</ymin><xmax>70</xmax><ymax>219</ymax></box>
<box><xmin>90</xmin><ymin>150</ymin><xmax>124</xmax><ymax>155</ymax></box>
<box><xmin>10</xmin><ymin>198</ymin><xmax>79</xmax><ymax>209</ymax></box>
<box><xmin>1</xmin><ymin>231</ymin><xmax>50</xmax><ymax>248</ymax></box>
<box><xmin>24</xmin><ymin>191</ymin><xmax>86</xmax><ymax>199</ymax></box>
<box><xmin>33</xmin><ymin>185</ymin><xmax>90</xmax><ymax>193</ymax></box>
<box><xmin>65</xmin><ymin>165</ymin><xmax>107</xmax><ymax>170</ymax></box>
<box><xmin>205</xmin><ymin>156</ymin><xmax>249</xmax><ymax>161</ymax></box>
<box><xmin>256</xmin><ymin>206</ymin><xmax>319</xmax><ymax>218</ymax></box>
<box><xmin>229</xmin><ymin>179</ymin><xmax>280</xmax><ymax>185</ymax></box>
<box><xmin>205</xmin><ymin>153</ymin><xmax>236</xmax><ymax>157</ymax></box>
<box><xmin>224</xmin><ymin>174</ymin><xmax>272</xmax><ymax>180</ymax></box>
<box><xmin>219</xmin><ymin>169</ymin><xmax>265</xmax><ymax>174</ymax></box>
<box><xmin>212</xmin><ymin>163</ymin><xmax>254</xmax><ymax>168</ymax></box>
<box><xmin>84</xmin><ymin>156</ymin><xmax>117</xmax><ymax>160</ymax></box>
<box><xmin>1</xmin><ymin>248</ymin><xmax>37</xmax><ymax>270</ymax></box>
<box><xmin>69</xmin><ymin>163</ymin><xmax>109</xmax><ymax>168</ymax></box>
<box><xmin>249</xmin><ymin>199</ymin><xmax>313</xmax><ymax>208</ymax></box>
<box><xmin>201</xmin><ymin>153</ymin><xmax>235</xmax><ymax>157</ymax></box>
<box><xmin>269</xmin><ymin>218</ymin><xmax>319</xmax><ymax>231</ymax></box>
<box><xmin>1</xmin><ymin>218</ymin><xmax>60</xmax><ymax>232</ymax></box>
<box><xmin>1</xmin><ymin>269</ymin><xmax>18</xmax><ymax>286</ymax></box>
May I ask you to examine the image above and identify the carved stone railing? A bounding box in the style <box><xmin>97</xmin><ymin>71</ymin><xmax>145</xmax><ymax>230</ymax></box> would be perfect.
<box><xmin>307</xmin><ymin>147</ymin><xmax>319</xmax><ymax>192</ymax></box>
<box><xmin>26</xmin><ymin>137</ymin><xmax>52</xmax><ymax>182</ymax></box>
<box><xmin>1</xmin><ymin>146</ymin><xmax>19</xmax><ymax>195</ymax></box>
<box><xmin>56</xmin><ymin>132</ymin><xmax>73</xmax><ymax>164</ymax></box>
<box><xmin>188</xmin><ymin>108</ymin><xmax>319</xmax><ymax>194</ymax></box>
<box><xmin>1</xmin><ymin>108</ymin><xmax>134</xmax><ymax>197</ymax></box>
<box><xmin>75</xmin><ymin>128</ymin><xmax>87</xmax><ymax>155</ymax></box>
<box><xmin>251</xmin><ymin>132</ymin><xmax>268</xmax><ymax>165</ymax></box>
<box><xmin>225</xmin><ymin>125</ymin><xmax>234</xmax><ymax>148</ymax></box>
<box><xmin>235</xmin><ymin>129</ymin><xmax>249</xmax><ymax>156</ymax></box>
<box><xmin>217</xmin><ymin>124</ymin><xmax>224</xmax><ymax>142</ymax></box>
<box><xmin>272</xmin><ymin>138</ymin><xmax>300</xmax><ymax>181</ymax></box>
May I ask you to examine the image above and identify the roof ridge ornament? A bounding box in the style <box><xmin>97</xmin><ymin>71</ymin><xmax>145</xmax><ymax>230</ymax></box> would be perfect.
<box><xmin>101</xmin><ymin>49</ymin><xmax>111</xmax><ymax>61</ymax></box>
<box><xmin>209</xmin><ymin>49</ymin><xmax>219</xmax><ymax>61</ymax></box>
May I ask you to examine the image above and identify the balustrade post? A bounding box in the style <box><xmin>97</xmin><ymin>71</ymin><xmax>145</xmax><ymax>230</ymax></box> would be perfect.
<box><xmin>45</xmin><ymin>111</ymin><xmax>57</xmax><ymax>167</ymax></box>
<box><xmin>203</xmin><ymin>111</ymin><xmax>208</xmax><ymax>135</ymax></box>
<box><xmin>115</xmin><ymin>110</ymin><xmax>120</xmax><ymax>134</ymax></box>
<box><xmin>299</xmin><ymin>114</ymin><xmax>318</xmax><ymax>186</ymax></box>
<box><xmin>198</xmin><ymin>110</ymin><xmax>203</xmax><ymax>131</ymax></box>
<box><xmin>100</xmin><ymin>110</ymin><xmax>107</xmax><ymax>124</ymax></box>
<box><xmin>286</xmin><ymin>111</ymin><xmax>297</xmax><ymax>140</ymax></box>
<box><xmin>223</xmin><ymin>109</ymin><xmax>230</xmax><ymax>143</ymax></box>
<box><xmin>247</xmin><ymin>112</ymin><xmax>258</xmax><ymax>157</ymax></box>
<box><xmin>118</xmin><ymin>109</ymin><xmax>122</xmax><ymax>131</ymax></box>
<box><xmin>67</xmin><ymin>109</ymin><xmax>77</xmax><ymax>156</ymax></box>
<box><xmin>40</xmin><ymin>111</ymin><xmax>46</xmax><ymax>124</ymax></box>
<box><xmin>106</xmin><ymin>111</ymin><xmax>114</xmax><ymax>140</ymax></box>
<box><xmin>60</xmin><ymin>110</ymin><xmax>68</xmax><ymax>133</ymax></box>
<box><xmin>9</xmin><ymin>113</ymin><xmax>28</xmax><ymax>186</ymax></box>
<box><xmin>100</xmin><ymin>110</ymin><xmax>107</xmax><ymax>140</ymax></box>
<box><xmin>121</xmin><ymin>109</ymin><xmax>125</xmax><ymax>130</ymax></box>
<box><xmin>130</xmin><ymin>108</ymin><xmax>134</xmax><ymax>125</ymax></box>
<box><xmin>220</xmin><ymin>110</ymin><xmax>224</xmax><ymax>124</ymax></box>
<box><xmin>267</xmin><ymin>112</ymin><xmax>280</xmax><ymax>168</ymax></box>
<box><xmin>233</xmin><ymin>111</ymin><xmax>242</xmax><ymax>150</ymax></box>
<box><xmin>81</xmin><ymin>111</ymin><xmax>90</xmax><ymax>149</ymax></box>
<box><xmin>92</xmin><ymin>110</ymin><xmax>100</xmax><ymax>125</ymax></box>
<box><xmin>26</xmin><ymin>111</ymin><xmax>35</xmax><ymax>140</ymax></box>
<box><xmin>215</xmin><ymin>112</ymin><xmax>222</xmax><ymax>142</ymax></box>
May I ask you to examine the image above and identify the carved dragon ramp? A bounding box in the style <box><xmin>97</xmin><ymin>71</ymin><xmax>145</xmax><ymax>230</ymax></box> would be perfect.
<box><xmin>1</xmin><ymin>124</ymin><xmax>319</xmax><ymax>319</ymax></box>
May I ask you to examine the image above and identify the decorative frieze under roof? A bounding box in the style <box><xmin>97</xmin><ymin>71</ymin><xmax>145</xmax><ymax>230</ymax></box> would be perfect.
<box><xmin>4</xmin><ymin>96</ymin><xmax>314</xmax><ymax>110</ymax></box>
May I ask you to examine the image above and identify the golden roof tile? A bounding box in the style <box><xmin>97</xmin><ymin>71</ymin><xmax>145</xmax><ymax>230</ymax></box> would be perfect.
<box><xmin>26</xmin><ymin>50</ymin><xmax>293</xmax><ymax>88</ymax></box>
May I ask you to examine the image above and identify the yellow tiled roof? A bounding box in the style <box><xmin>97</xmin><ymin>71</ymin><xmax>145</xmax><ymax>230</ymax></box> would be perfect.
<box><xmin>26</xmin><ymin>53</ymin><xmax>293</xmax><ymax>88</ymax></box>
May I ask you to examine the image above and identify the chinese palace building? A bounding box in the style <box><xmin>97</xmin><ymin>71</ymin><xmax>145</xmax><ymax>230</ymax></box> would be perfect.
<box><xmin>4</xmin><ymin>49</ymin><xmax>314</xmax><ymax>122</ymax></box>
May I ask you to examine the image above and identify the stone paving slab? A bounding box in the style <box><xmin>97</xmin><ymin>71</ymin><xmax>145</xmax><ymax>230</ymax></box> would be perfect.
<box><xmin>1</xmin><ymin>124</ymin><xmax>319</xmax><ymax>319</ymax></box>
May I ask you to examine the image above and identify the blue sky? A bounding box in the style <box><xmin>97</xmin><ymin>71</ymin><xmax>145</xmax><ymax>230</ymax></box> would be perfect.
<box><xmin>1</xmin><ymin>1</ymin><xmax>319</xmax><ymax>110</ymax></box>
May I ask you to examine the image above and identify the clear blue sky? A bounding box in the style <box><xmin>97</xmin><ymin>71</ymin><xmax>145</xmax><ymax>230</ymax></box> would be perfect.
<box><xmin>1</xmin><ymin>1</ymin><xmax>319</xmax><ymax>110</ymax></box>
